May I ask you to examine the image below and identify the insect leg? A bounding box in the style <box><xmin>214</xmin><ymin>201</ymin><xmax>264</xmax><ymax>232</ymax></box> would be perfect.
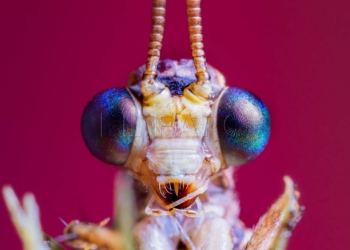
<box><xmin>64</xmin><ymin>221</ymin><xmax>123</xmax><ymax>250</ymax></box>
<box><xmin>184</xmin><ymin>212</ymin><xmax>234</xmax><ymax>250</ymax></box>
<box><xmin>133</xmin><ymin>215</ymin><xmax>180</xmax><ymax>250</ymax></box>
<box><xmin>63</xmin><ymin>172</ymin><xmax>135</xmax><ymax>250</ymax></box>
<box><xmin>244</xmin><ymin>176</ymin><xmax>304</xmax><ymax>250</ymax></box>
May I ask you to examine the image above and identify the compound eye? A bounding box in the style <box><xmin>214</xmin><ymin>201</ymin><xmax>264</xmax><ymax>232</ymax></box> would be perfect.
<box><xmin>81</xmin><ymin>88</ymin><xmax>137</xmax><ymax>166</ymax></box>
<box><xmin>216</xmin><ymin>88</ymin><xmax>271</xmax><ymax>167</ymax></box>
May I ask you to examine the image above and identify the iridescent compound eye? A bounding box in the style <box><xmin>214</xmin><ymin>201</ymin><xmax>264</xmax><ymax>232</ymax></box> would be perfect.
<box><xmin>81</xmin><ymin>88</ymin><xmax>137</xmax><ymax>166</ymax></box>
<box><xmin>215</xmin><ymin>88</ymin><xmax>271</xmax><ymax>167</ymax></box>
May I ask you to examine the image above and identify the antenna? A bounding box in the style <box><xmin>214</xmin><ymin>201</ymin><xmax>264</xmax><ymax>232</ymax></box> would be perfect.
<box><xmin>186</xmin><ymin>0</ymin><xmax>212</xmax><ymax>100</ymax></box>
<box><xmin>141</xmin><ymin>0</ymin><xmax>167</xmax><ymax>99</ymax></box>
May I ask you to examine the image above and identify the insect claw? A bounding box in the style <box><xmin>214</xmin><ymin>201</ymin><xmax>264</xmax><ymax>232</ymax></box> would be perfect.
<box><xmin>58</xmin><ymin>217</ymin><xmax>68</xmax><ymax>226</ymax></box>
<box><xmin>99</xmin><ymin>217</ymin><xmax>110</xmax><ymax>227</ymax></box>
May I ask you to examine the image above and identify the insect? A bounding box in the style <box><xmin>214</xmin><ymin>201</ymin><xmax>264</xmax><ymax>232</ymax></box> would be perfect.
<box><xmin>3</xmin><ymin>0</ymin><xmax>303</xmax><ymax>249</ymax></box>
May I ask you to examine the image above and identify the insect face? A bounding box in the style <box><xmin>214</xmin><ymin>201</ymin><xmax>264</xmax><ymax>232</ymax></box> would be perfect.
<box><xmin>81</xmin><ymin>0</ymin><xmax>270</xmax><ymax>214</ymax></box>
<box><xmin>140</xmin><ymin>81</ymin><xmax>212</xmax><ymax>208</ymax></box>
<box><xmin>81</xmin><ymin>60</ymin><xmax>271</xmax><ymax>210</ymax></box>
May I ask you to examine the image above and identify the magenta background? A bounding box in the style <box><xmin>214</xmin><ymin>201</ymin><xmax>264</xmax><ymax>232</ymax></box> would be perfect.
<box><xmin>0</xmin><ymin>0</ymin><xmax>349</xmax><ymax>249</ymax></box>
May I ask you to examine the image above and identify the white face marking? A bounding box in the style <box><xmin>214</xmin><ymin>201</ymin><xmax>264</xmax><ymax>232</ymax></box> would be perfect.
<box><xmin>142</xmin><ymin>89</ymin><xmax>215</xmax><ymax>177</ymax></box>
<box><xmin>142</xmin><ymin>93</ymin><xmax>211</xmax><ymax>139</ymax></box>
<box><xmin>147</xmin><ymin>138</ymin><xmax>205</xmax><ymax>175</ymax></box>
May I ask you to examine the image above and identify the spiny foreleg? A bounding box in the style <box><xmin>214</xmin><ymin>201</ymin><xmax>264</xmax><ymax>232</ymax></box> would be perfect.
<box><xmin>244</xmin><ymin>176</ymin><xmax>303</xmax><ymax>250</ymax></box>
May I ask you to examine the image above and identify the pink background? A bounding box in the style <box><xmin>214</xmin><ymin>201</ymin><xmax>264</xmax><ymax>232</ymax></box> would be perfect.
<box><xmin>1</xmin><ymin>0</ymin><xmax>349</xmax><ymax>249</ymax></box>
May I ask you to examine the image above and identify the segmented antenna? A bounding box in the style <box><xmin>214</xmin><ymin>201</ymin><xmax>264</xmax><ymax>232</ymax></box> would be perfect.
<box><xmin>143</xmin><ymin>0</ymin><xmax>166</xmax><ymax>78</ymax></box>
<box><xmin>186</xmin><ymin>0</ymin><xmax>212</xmax><ymax>100</ymax></box>
<box><xmin>142</xmin><ymin>0</ymin><xmax>167</xmax><ymax>99</ymax></box>
<box><xmin>142</xmin><ymin>0</ymin><xmax>211</xmax><ymax>100</ymax></box>
<box><xmin>187</xmin><ymin>0</ymin><xmax>208</xmax><ymax>80</ymax></box>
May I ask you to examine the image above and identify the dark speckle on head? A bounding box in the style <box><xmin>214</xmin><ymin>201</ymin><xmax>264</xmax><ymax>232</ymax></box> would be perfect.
<box><xmin>127</xmin><ymin>59</ymin><xmax>225</xmax><ymax>99</ymax></box>
<box><xmin>158</xmin><ymin>59</ymin><xmax>174</xmax><ymax>73</ymax></box>
<box><xmin>157</xmin><ymin>76</ymin><xmax>194</xmax><ymax>95</ymax></box>
<box><xmin>156</xmin><ymin>59</ymin><xmax>196</xmax><ymax>95</ymax></box>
